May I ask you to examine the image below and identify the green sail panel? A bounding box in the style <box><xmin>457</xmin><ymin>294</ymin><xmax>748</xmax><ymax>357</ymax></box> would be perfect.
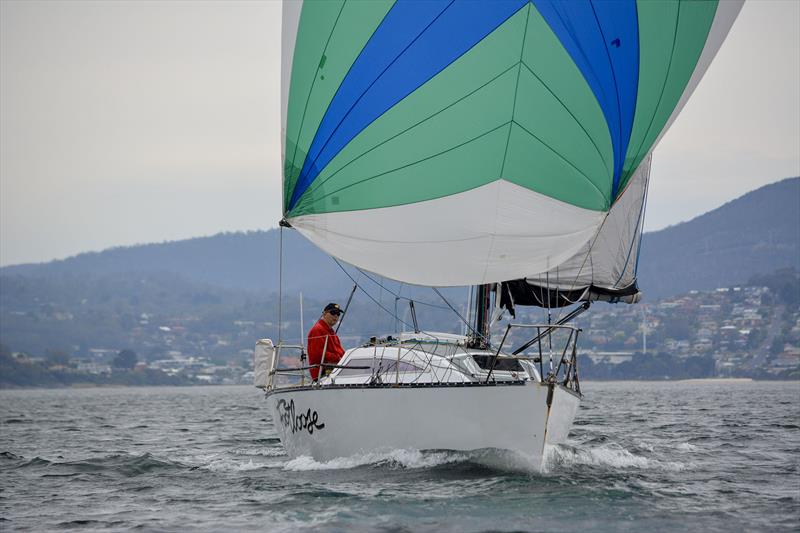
<box><xmin>619</xmin><ymin>0</ymin><xmax>718</xmax><ymax>192</ymax></box>
<box><xmin>283</xmin><ymin>0</ymin><xmax>394</xmax><ymax>212</ymax></box>
<box><xmin>518</xmin><ymin>4</ymin><xmax>614</xmax><ymax>197</ymax></box>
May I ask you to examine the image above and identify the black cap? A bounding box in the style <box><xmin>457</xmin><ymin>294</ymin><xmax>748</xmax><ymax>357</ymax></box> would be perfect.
<box><xmin>324</xmin><ymin>303</ymin><xmax>343</xmax><ymax>315</ymax></box>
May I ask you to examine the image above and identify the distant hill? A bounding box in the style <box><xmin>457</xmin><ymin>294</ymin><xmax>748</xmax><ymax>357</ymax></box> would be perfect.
<box><xmin>2</xmin><ymin>177</ymin><xmax>798</xmax><ymax>300</ymax></box>
<box><xmin>637</xmin><ymin>177</ymin><xmax>799</xmax><ymax>300</ymax></box>
<box><xmin>0</xmin><ymin>230</ymin><xmax>346</xmax><ymax>297</ymax></box>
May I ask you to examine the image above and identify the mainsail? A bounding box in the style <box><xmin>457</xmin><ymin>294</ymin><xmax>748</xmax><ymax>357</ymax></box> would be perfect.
<box><xmin>280</xmin><ymin>0</ymin><xmax>742</xmax><ymax>295</ymax></box>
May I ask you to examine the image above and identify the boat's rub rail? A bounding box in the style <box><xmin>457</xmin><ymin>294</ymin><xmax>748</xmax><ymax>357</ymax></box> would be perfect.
<box><xmin>264</xmin><ymin>379</ymin><xmax>529</xmax><ymax>397</ymax></box>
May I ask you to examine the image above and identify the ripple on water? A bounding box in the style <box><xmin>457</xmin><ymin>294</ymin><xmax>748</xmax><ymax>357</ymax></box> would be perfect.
<box><xmin>0</xmin><ymin>382</ymin><xmax>797</xmax><ymax>532</ymax></box>
<box><xmin>544</xmin><ymin>442</ymin><xmax>688</xmax><ymax>472</ymax></box>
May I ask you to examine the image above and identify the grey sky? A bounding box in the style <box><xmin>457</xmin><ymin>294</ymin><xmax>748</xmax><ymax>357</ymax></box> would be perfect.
<box><xmin>1</xmin><ymin>0</ymin><xmax>798</xmax><ymax>267</ymax></box>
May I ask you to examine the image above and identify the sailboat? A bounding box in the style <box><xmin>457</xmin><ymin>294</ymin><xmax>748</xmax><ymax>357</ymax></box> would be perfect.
<box><xmin>255</xmin><ymin>0</ymin><xmax>743</xmax><ymax>469</ymax></box>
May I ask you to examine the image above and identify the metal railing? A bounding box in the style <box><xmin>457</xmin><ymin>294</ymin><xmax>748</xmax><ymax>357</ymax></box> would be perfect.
<box><xmin>267</xmin><ymin>342</ymin><xmax>370</xmax><ymax>390</ymax></box>
<box><xmin>486</xmin><ymin>323</ymin><xmax>582</xmax><ymax>395</ymax></box>
<box><xmin>264</xmin><ymin>324</ymin><xmax>582</xmax><ymax>394</ymax></box>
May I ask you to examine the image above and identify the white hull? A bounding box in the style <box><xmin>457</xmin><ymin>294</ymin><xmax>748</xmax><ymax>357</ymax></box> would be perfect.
<box><xmin>266</xmin><ymin>382</ymin><xmax>580</xmax><ymax>470</ymax></box>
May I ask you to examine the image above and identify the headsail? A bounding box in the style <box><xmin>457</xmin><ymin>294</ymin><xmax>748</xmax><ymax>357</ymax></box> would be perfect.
<box><xmin>281</xmin><ymin>0</ymin><xmax>742</xmax><ymax>289</ymax></box>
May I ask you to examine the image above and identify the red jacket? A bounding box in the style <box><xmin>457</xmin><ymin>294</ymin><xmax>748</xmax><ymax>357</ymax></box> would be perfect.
<box><xmin>307</xmin><ymin>318</ymin><xmax>345</xmax><ymax>381</ymax></box>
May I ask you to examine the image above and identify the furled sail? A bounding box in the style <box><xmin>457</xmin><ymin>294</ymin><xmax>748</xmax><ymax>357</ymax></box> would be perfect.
<box><xmin>281</xmin><ymin>0</ymin><xmax>742</xmax><ymax>289</ymax></box>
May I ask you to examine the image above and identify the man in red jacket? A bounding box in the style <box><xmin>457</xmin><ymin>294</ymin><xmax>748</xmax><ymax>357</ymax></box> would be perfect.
<box><xmin>307</xmin><ymin>303</ymin><xmax>346</xmax><ymax>381</ymax></box>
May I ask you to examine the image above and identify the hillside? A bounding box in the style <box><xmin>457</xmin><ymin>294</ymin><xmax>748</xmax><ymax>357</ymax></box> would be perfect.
<box><xmin>1</xmin><ymin>230</ymin><xmax>338</xmax><ymax>295</ymax></box>
<box><xmin>637</xmin><ymin>177</ymin><xmax>799</xmax><ymax>299</ymax></box>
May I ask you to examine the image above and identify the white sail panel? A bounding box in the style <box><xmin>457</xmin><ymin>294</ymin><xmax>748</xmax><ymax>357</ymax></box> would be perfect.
<box><xmin>291</xmin><ymin>180</ymin><xmax>604</xmax><ymax>287</ymax></box>
<box><xmin>524</xmin><ymin>154</ymin><xmax>652</xmax><ymax>292</ymax></box>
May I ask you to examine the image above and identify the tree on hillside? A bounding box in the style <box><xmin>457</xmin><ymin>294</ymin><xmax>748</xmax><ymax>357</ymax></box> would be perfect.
<box><xmin>749</xmin><ymin>268</ymin><xmax>800</xmax><ymax>308</ymax></box>
<box><xmin>113</xmin><ymin>349</ymin><xmax>138</xmax><ymax>369</ymax></box>
<box><xmin>662</xmin><ymin>315</ymin><xmax>691</xmax><ymax>340</ymax></box>
<box><xmin>45</xmin><ymin>349</ymin><xmax>71</xmax><ymax>367</ymax></box>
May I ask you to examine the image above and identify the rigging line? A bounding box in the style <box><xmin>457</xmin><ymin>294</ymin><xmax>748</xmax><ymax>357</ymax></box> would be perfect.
<box><xmin>432</xmin><ymin>287</ymin><xmax>480</xmax><ymax>338</ymax></box>
<box><xmin>331</xmin><ymin>257</ymin><xmax>415</xmax><ymax>330</ymax></box>
<box><xmin>278</xmin><ymin>226</ymin><xmax>284</xmax><ymax>345</ymax></box>
<box><xmin>552</xmin><ymin>211</ymin><xmax>612</xmax><ymax>324</ymax></box>
<box><xmin>354</xmin><ymin>267</ymin><xmax>451</xmax><ymax>310</ymax></box>
<box><xmin>614</xmin><ymin>154</ymin><xmax>651</xmax><ymax>286</ymax></box>
<box><xmin>556</xmin><ymin>265</ymin><xmax>560</xmax><ymax>316</ymax></box>
<box><xmin>632</xmin><ymin>156</ymin><xmax>652</xmax><ymax>276</ymax></box>
<box><xmin>407</xmin><ymin>339</ymin><xmax>436</xmax><ymax>385</ymax></box>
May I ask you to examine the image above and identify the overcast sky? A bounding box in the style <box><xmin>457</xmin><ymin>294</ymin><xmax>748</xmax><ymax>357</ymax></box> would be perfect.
<box><xmin>1</xmin><ymin>0</ymin><xmax>798</xmax><ymax>267</ymax></box>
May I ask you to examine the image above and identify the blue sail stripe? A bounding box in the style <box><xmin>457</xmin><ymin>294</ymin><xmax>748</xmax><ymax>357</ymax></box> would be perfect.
<box><xmin>288</xmin><ymin>0</ymin><xmax>527</xmax><ymax>212</ymax></box>
<box><xmin>532</xmin><ymin>0</ymin><xmax>639</xmax><ymax>200</ymax></box>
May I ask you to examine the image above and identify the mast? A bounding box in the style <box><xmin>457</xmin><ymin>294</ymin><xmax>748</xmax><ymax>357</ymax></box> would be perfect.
<box><xmin>468</xmin><ymin>284</ymin><xmax>492</xmax><ymax>349</ymax></box>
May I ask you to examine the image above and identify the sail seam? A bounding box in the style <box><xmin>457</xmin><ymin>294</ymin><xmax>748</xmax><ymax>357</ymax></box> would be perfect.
<box><xmin>543</xmin><ymin>2</ymin><xmax>610</xmax><ymax>107</ymax></box>
<box><xmin>299</xmin><ymin>122</ymin><xmax>511</xmax><ymax>209</ymax></box>
<box><xmin>299</xmin><ymin>214</ymin><xmax>598</xmax><ymax>245</ymax></box>
<box><xmin>285</xmin><ymin>1</ymin><xmax>347</xmax><ymax>213</ymax></box>
<box><xmin>511</xmin><ymin>119</ymin><xmax>607</xmax><ymax>208</ymax></box>
<box><xmin>293</xmin><ymin>62</ymin><xmax>520</xmax><ymax>213</ymax></box>
<box><xmin>552</xmin><ymin>212</ymin><xmax>611</xmax><ymax>324</ymax></box>
<box><xmin>588</xmin><ymin>0</ymin><xmax>625</xmax><ymax>198</ymax></box>
<box><xmin>619</xmin><ymin>0</ymin><xmax>684</xmax><ymax>199</ymax></box>
<box><xmin>632</xmin><ymin>164</ymin><xmax>651</xmax><ymax>277</ymax></box>
<box><xmin>291</xmin><ymin>1</ymin><xmax>531</xmax><ymax>213</ymax></box>
<box><xmin>612</xmin><ymin>155</ymin><xmax>649</xmax><ymax>288</ymax></box>
<box><xmin>519</xmin><ymin>60</ymin><xmax>612</xmax><ymax>182</ymax></box>
<box><xmin>289</xmin><ymin>0</ymin><xmax>458</xmax><ymax>210</ymax></box>
<box><xmin>488</xmin><ymin>2</ymin><xmax>532</xmax><ymax>282</ymax></box>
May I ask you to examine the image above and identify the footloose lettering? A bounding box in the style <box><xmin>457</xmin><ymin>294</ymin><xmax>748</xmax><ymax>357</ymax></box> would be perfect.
<box><xmin>276</xmin><ymin>398</ymin><xmax>325</xmax><ymax>435</ymax></box>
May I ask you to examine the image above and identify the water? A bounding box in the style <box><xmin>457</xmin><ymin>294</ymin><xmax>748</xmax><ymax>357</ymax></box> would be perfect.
<box><xmin>1</xmin><ymin>381</ymin><xmax>798</xmax><ymax>532</ymax></box>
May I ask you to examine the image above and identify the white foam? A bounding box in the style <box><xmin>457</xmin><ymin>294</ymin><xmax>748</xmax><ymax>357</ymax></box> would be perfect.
<box><xmin>284</xmin><ymin>448</ymin><xmax>465</xmax><ymax>472</ymax></box>
<box><xmin>230</xmin><ymin>447</ymin><xmax>287</xmax><ymax>457</ymax></box>
<box><xmin>182</xmin><ymin>452</ymin><xmax>275</xmax><ymax>472</ymax></box>
<box><xmin>676</xmin><ymin>442</ymin><xmax>698</xmax><ymax>452</ymax></box>
<box><xmin>203</xmin><ymin>457</ymin><xmax>268</xmax><ymax>472</ymax></box>
<box><xmin>465</xmin><ymin>448</ymin><xmax>543</xmax><ymax>473</ymax></box>
<box><xmin>544</xmin><ymin>443</ymin><xmax>686</xmax><ymax>472</ymax></box>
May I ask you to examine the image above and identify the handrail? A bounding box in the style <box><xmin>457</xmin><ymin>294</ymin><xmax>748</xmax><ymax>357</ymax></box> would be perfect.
<box><xmin>272</xmin><ymin>363</ymin><xmax>371</xmax><ymax>373</ymax></box>
<box><xmin>512</xmin><ymin>302</ymin><xmax>589</xmax><ymax>355</ymax></box>
<box><xmin>484</xmin><ymin>322</ymin><xmax>582</xmax><ymax>394</ymax></box>
<box><xmin>268</xmin><ymin>322</ymin><xmax>582</xmax><ymax>392</ymax></box>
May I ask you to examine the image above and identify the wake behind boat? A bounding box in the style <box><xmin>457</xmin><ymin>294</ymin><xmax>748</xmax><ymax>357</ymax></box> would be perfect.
<box><xmin>256</xmin><ymin>0</ymin><xmax>743</xmax><ymax>470</ymax></box>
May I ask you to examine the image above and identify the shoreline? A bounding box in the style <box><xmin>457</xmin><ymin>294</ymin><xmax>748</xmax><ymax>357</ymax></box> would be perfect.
<box><xmin>4</xmin><ymin>378</ymin><xmax>800</xmax><ymax>390</ymax></box>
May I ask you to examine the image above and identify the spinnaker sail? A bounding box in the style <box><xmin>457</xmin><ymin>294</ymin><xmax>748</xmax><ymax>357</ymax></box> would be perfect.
<box><xmin>280</xmin><ymin>0</ymin><xmax>742</xmax><ymax>291</ymax></box>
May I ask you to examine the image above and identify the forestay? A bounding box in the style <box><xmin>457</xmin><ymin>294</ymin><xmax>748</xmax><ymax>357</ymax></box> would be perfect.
<box><xmin>280</xmin><ymin>0</ymin><xmax>742</xmax><ymax>289</ymax></box>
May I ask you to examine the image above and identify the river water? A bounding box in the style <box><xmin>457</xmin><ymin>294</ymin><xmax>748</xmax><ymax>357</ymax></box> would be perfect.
<box><xmin>1</xmin><ymin>381</ymin><xmax>798</xmax><ymax>532</ymax></box>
